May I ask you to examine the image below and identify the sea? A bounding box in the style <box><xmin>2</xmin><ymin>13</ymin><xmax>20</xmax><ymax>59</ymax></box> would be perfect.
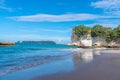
<box><xmin>0</xmin><ymin>43</ymin><xmax>80</xmax><ymax>80</ymax></box>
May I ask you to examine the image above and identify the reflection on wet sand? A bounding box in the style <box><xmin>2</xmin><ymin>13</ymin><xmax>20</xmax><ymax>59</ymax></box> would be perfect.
<box><xmin>33</xmin><ymin>49</ymin><xmax>120</xmax><ymax>80</ymax></box>
<box><xmin>93</xmin><ymin>50</ymin><xmax>101</xmax><ymax>56</ymax></box>
<box><xmin>73</xmin><ymin>49</ymin><xmax>102</xmax><ymax>66</ymax></box>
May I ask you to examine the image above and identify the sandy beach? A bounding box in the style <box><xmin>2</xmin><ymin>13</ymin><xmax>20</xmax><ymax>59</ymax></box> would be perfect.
<box><xmin>1</xmin><ymin>48</ymin><xmax>120</xmax><ymax>80</ymax></box>
<box><xmin>1</xmin><ymin>0</ymin><xmax>120</xmax><ymax>80</ymax></box>
<box><xmin>32</xmin><ymin>49</ymin><xmax>120</xmax><ymax>80</ymax></box>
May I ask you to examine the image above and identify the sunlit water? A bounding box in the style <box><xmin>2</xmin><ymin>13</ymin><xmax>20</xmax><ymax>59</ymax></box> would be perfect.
<box><xmin>0</xmin><ymin>44</ymin><xmax>105</xmax><ymax>80</ymax></box>
<box><xmin>0</xmin><ymin>44</ymin><xmax>77</xmax><ymax>76</ymax></box>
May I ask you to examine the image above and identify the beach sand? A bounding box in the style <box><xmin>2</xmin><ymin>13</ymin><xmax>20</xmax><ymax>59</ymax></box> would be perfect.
<box><xmin>33</xmin><ymin>49</ymin><xmax>120</xmax><ymax>80</ymax></box>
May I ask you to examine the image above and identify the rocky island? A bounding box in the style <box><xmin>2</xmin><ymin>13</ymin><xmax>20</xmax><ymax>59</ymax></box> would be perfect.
<box><xmin>18</xmin><ymin>41</ymin><xmax>56</xmax><ymax>44</ymax></box>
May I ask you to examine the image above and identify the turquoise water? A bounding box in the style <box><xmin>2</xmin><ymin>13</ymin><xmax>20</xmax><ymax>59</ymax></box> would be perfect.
<box><xmin>0</xmin><ymin>44</ymin><xmax>76</xmax><ymax>76</ymax></box>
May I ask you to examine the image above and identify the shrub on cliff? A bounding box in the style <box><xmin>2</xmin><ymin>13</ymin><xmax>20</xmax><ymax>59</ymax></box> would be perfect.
<box><xmin>73</xmin><ymin>25</ymin><xmax>90</xmax><ymax>37</ymax></box>
<box><xmin>91</xmin><ymin>24</ymin><xmax>106</xmax><ymax>38</ymax></box>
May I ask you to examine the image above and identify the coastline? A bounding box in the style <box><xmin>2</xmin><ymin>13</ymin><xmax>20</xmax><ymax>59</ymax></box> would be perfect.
<box><xmin>1</xmin><ymin>48</ymin><xmax>120</xmax><ymax>80</ymax></box>
<box><xmin>32</xmin><ymin>49</ymin><xmax>120</xmax><ymax>80</ymax></box>
<box><xmin>66</xmin><ymin>43</ymin><xmax>120</xmax><ymax>48</ymax></box>
<box><xmin>0</xmin><ymin>1</ymin><xmax>120</xmax><ymax>80</ymax></box>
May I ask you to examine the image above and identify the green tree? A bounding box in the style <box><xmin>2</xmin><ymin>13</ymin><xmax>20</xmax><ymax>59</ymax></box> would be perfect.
<box><xmin>105</xmin><ymin>27</ymin><xmax>114</xmax><ymax>42</ymax></box>
<box><xmin>91</xmin><ymin>24</ymin><xmax>106</xmax><ymax>38</ymax></box>
<box><xmin>114</xmin><ymin>25</ymin><xmax>120</xmax><ymax>38</ymax></box>
<box><xmin>73</xmin><ymin>25</ymin><xmax>90</xmax><ymax>37</ymax></box>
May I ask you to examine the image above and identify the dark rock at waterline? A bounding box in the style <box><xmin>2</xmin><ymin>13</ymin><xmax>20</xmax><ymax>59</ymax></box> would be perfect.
<box><xmin>0</xmin><ymin>42</ymin><xmax>14</xmax><ymax>46</ymax></box>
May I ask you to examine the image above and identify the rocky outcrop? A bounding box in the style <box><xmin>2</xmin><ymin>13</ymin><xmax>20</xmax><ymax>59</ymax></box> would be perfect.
<box><xmin>71</xmin><ymin>30</ymin><xmax>78</xmax><ymax>45</ymax></box>
<box><xmin>71</xmin><ymin>24</ymin><xmax>120</xmax><ymax>47</ymax></box>
<box><xmin>71</xmin><ymin>30</ymin><xmax>92</xmax><ymax>47</ymax></box>
<box><xmin>71</xmin><ymin>30</ymin><xmax>119</xmax><ymax>47</ymax></box>
<box><xmin>92</xmin><ymin>37</ymin><xmax>107</xmax><ymax>46</ymax></box>
<box><xmin>0</xmin><ymin>42</ymin><xmax>14</xmax><ymax>46</ymax></box>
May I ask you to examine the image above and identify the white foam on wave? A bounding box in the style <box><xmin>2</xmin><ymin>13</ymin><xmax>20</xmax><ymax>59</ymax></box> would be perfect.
<box><xmin>0</xmin><ymin>55</ymin><xmax>65</xmax><ymax>76</ymax></box>
<box><xmin>60</xmin><ymin>48</ymin><xmax>84</xmax><ymax>54</ymax></box>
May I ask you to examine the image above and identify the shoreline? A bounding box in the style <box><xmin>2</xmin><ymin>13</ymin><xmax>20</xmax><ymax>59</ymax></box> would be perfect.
<box><xmin>1</xmin><ymin>48</ymin><xmax>120</xmax><ymax>80</ymax></box>
<box><xmin>32</xmin><ymin>49</ymin><xmax>120</xmax><ymax>80</ymax></box>
<box><xmin>65</xmin><ymin>44</ymin><xmax>120</xmax><ymax>48</ymax></box>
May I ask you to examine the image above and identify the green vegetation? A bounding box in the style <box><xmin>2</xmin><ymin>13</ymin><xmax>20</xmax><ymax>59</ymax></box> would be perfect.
<box><xmin>114</xmin><ymin>25</ymin><xmax>120</xmax><ymax>38</ymax></box>
<box><xmin>73</xmin><ymin>24</ymin><xmax>120</xmax><ymax>43</ymax></box>
<box><xmin>91</xmin><ymin>24</ymin><xmax>106</xmax><ymax>38</ymax></box>
<box><xmin>73</xmin><ymin>25</ymin><xmax>90</xmax><ymax>37</ymax></box>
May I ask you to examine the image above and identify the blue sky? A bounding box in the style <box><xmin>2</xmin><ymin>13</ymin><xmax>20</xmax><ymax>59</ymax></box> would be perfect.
<box><xmin>0</xmin><ymin>0</ymin><xmax>120</xmax><ymax>43</ymax></box>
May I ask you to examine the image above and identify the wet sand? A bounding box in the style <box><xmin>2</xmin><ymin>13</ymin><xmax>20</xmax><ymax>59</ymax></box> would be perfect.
<box><xmin>33</xmin><ymin>49</ymin><xmax>120</xmax><ymax>80</ymax></box>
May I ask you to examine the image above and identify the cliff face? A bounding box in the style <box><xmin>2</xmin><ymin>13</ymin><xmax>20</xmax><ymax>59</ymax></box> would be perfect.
<box><xmin>114</xmin><ymin>38</ymin><xmax>120</xmax><ymax>46</ymax></box>
<box><xmin>71</xmin><ymin>30</ymin><xmax>79</xmax><ymax>45</ymax></box>
<box><xmin>71</xmin><ymin>30</ymin><xmax>92</xmax><ymax>46</ymax></box>
<box><xmin>92</xmin><ymin>37</ymin><xmax>107</xmax><ymax>46</ymax></box>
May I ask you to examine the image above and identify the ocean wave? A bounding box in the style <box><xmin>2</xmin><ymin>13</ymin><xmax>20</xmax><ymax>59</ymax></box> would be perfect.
<box><xmin>0</xmin><ymin>55</ymin><xmax>65</xmax><ymax>76</ymax></box>
<box><xmin>0</xmin><ymin>44</ymin><xmax>79</xmax><ymax>76</ymax></box>
<box><xmin>27</xmin><ymin>48</ymin><xmax>49</xmax><ymax>51</ymax></box>
<box><xmin>60</xmin><ymin>48</ymin><xmax>84</xmax><ymax>53</ymax></box>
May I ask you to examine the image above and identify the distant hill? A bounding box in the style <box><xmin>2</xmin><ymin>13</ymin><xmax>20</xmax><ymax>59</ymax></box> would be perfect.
<box><xmin>17</xmin><ymin>41</ymin><xmax>56</xmax><ymax>44</ymax></box>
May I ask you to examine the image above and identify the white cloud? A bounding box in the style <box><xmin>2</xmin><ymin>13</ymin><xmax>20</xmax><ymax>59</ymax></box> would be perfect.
<box><xmin>91</xmin><ymin>0</ymin><xmax>120</xmax><ymax>16</ymax></box>
<box><xmin>9</xmin><ymin>13</ymin><xmax>116</xmax><ymax>22</ymax></box>
<box><xmin>91</xmin><ymin>0</ymin><xmax>120</xmax><ymax>10</ymax></box>
<box><xmin>91</xmin><ymin>0</ymin><xmax>120</xmax><ymax>28</ymax></box>
<box><xmin>0</xmin><ymin>0</ymin><xmax>13</xmax><ymax>11</ymax></box>
<box><xmin>9</xmin><ymin>13</ymin><xmax>120</xmax><ymax>28</ymax></box>
<box><xmin>0</xmin><ymin>6</ymin><xmax>12</xmax><ymax>11</ymax></box>
<box><xmin>20</xmin><ymin>28</ymin><xmax>71</xmax><ymax>33</ymax></box>
<box><xmin>86</xmin><ymin>18</ymin><xmax>120</xmax><ymax>28</ymax></box>
<box><xmin>87</xmin><ymin>23</ymin><xmax>118</xmax><ymax>28</ymax></box>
